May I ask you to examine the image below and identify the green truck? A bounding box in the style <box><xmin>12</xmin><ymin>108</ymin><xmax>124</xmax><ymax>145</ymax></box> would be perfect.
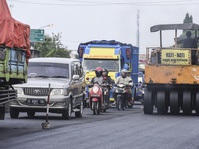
<box><xmin>0</xmin><ymin>0</ymin><xmax>30</xmax><ymax>119</ymax></box>
<box><xmin>0</xmin><ymin>48</ymin><xmax>28</xmax><ymax>119</ymax></box>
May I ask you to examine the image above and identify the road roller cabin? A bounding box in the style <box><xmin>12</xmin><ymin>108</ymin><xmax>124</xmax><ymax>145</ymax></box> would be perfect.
<box><xmin>144</xmin><ymin>23</ymin><xmax>199</xmax><ymax>115</ymax></box>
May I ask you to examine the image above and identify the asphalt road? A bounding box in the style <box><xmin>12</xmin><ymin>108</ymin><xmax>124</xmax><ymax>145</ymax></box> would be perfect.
<box><xmin>1</xmin><ymin>103</ymin><xmax>199</xmax><ymax>149</ymax></box>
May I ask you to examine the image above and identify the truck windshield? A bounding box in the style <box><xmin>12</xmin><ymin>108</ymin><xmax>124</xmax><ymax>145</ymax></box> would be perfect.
<box><xmin>83</xmin><ymin>59</ymin><xmax>119</xmax><ymax>71</ymax></box>
<box><xmin>28</xmin><ymin>62</ymin><xmax>69</xmax><ymax>78</ymax></box>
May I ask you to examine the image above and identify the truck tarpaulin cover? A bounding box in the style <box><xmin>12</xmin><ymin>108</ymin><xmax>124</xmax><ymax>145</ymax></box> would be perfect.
<box><xmin>0</xmin><ymin>0</ymin><xmax>31</xmax><ymax>59</ymax></box>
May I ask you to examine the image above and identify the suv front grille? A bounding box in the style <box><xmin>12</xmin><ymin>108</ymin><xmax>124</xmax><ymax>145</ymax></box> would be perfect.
<box><xmin>23</xmin><ymin>88</ymin><xmax>52</xmax><ymax>96</ymax></box>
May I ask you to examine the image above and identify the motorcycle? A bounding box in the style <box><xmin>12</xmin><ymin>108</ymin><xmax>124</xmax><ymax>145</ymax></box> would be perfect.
<box><xmin>88</xmin><ymin>80</ymin><xmax>108</xmax><ymax>115</ymax></box>
<box><xmin>100</xmin><ymin>78</ymin><xmax>112</xmax><ymax>112</ymax></box>
<box><xmin>114</xmin><ymin>83</ymin><xmax>133</xmax><ymax>110</ymax></box>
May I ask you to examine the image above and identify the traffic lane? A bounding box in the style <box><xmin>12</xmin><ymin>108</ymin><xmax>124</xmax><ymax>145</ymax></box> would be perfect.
<box><xmin>0</xmin><ymin>105</ymin><xmax>142</xmax><ymax>140</ymax></box>
<box><xmin>1</xmin><ymin>105</ymin><xmax>199</xmax><ymax>149</ymax></box>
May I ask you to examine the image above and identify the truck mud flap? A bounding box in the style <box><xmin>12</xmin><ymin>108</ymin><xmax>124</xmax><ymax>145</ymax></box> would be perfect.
<box><xmin>0</xmin><ymin>106</ymin><xmax>5</xmax><ymax>120</ymax></box>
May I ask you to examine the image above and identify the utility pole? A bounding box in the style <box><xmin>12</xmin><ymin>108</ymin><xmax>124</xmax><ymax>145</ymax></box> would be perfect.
<box><xmin>136</xmin><ymin>10</ymin><xmax>140</xmax><ymax>48</ymax></box>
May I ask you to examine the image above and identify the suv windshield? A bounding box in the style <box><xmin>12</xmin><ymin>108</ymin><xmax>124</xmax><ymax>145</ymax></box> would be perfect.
<box><xmin>28</xmin><ymin>62</ymin><xmax>69</xmax><ymax>78</ymax></box>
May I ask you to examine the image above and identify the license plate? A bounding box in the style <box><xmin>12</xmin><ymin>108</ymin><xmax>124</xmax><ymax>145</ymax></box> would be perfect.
<box><xmin>27</xmin><ymin>99</ymin><xmax>45</xmax><ymax>105</ymax></box>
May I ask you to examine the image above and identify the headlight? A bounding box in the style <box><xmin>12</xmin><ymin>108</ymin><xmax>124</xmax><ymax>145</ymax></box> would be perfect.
<box><xmin>50</xmin><ymin>89</ymin><xmax>67</xmax><ymax>95</ymax></box>
<box><xmin>142</xmin><ymin>90</ymin><xmax>145</xmax><ymax>94</ymax></box>
<box><xmin>15</xmin><ymin>88</ymin><xmax>23</xmax><ymax>94</ymax></box>
<box><xmin>93</xmin><ymin>86</ymin><xmax>99</xmax><ymax>93</ymax></box>
<box><xmin>115</xmin><ymin>89</ymin><xmax>119</xmax><ymax>93</ymax></box>
<box><xmin>118</xmin><ymin>84</ymin><xmax>123</xmax><ymax>88</ymax></box>
<box><xmin>137</xmin><ymin>88</ymin><xmax>143</xmax><ymax>92</ymax></box>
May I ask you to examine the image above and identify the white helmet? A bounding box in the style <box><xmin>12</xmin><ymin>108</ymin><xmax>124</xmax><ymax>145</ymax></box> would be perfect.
<box><xmin>121</xmin><ymin>69</ymin><xmax>128</xmax><ymax>78</ymax></box>
<box><xmin>121</xmin><ymin>69</ymin><xmax>128</xmax><ymax>73</ymax></box>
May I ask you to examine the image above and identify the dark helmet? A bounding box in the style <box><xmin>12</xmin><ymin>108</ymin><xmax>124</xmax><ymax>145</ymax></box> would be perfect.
<box><xmin>102</xmin><ymin>68</ymin><xmax>109</xmax><ymax>76</ymax></box>
<box><xmin>95</xmin><ymin>67</ymin><xmax>103</xmax><ymax>77</ymax></box>
<box><xmin>121</xmin><ymin>69</ymin><xmax>128</xmax><ymax>78</ymax></box>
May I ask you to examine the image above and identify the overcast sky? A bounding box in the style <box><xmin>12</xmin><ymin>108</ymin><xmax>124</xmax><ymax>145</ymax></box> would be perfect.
<box><xmin>6</xmin><ymin>0</ymin><xmax>199</xmax><ymax>53</ymax></box>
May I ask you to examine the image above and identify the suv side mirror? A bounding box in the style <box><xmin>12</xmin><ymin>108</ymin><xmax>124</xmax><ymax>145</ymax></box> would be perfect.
<box><xmin>72</xmin><ymin>75</ymin><xmax>80</xmax><ymax>80</ymax></box>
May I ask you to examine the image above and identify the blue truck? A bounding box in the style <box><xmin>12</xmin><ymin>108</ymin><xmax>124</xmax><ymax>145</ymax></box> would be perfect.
<box><xmin>77</xmin><ymin>40</ymin><xmax>140</xmax><ymax>106</ymax></box>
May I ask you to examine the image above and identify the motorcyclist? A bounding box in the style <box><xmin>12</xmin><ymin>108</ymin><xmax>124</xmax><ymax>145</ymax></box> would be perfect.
<box><xmin>114</xmin><ymin>69</ymin><xmax>133</xmax><ymax>106</ymax></box>
<box><xmin>102</xmin><ymin>68</ymin><xmax>115</xmax><ymax>105</ymax></box>
<box><xmin>90</xmin><ymin>67</ymin><xmax>103</xmax><ymax>86</ymax></box>
<box><xmin>89</xmin><ymin>67</ymin><xmax>104</xmax><ymax>109</ymax></box>
<box><xmin>102</xmin><ymin>68</ymin><xmax>115</xmax><ymax>87</ymax></box>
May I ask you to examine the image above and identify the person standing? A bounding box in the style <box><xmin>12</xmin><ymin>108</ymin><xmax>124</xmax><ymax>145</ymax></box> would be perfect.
<box><xmin>182</xmin><ymin>31</ymin><xmax>198</xmax><ymax>64</ymax></box>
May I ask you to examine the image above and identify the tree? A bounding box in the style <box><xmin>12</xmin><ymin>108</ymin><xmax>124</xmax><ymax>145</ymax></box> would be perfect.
<box><xmin>34</xmin><ymin>33</ymin><xmax>71</xmax><ymax>58</ymax></box>
<box><xmin>182</xmin><ymin>13</ymin><xmax>193</xmax><ymax>34</ymax></box>
<box><xmin>183</xmin><ymin>13</ymin><xmax>193</xmax><ymax>34</ymax></box>
<box><xmin>176</xmin><ymin>13</ymin><xmax>196</xmax><ymax>47</ymax></box>
<box><xmin>183</xmin><ymin>13</ymin><xmax>193</xmax><ymax>24</ymax></box>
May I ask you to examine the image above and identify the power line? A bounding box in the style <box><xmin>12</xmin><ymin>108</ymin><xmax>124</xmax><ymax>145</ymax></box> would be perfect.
<box><xmin>7</xmin><ymin>0</ymin><xmax>199</xmax><ymax>6</ymax></box>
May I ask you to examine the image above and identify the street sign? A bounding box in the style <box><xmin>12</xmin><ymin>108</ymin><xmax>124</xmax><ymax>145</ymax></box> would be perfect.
<box><xmin>30</xmin><ymin>29</ymin><xmax>45</xmax><ymax>42</ymax></box>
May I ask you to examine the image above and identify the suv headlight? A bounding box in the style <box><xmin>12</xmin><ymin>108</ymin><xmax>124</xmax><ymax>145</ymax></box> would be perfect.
<box><xmin>50</xmin><ymin>89</ymin><xmax>67</xmax><ymax>95</ymax></box>
<box><xmin>15</xmin><ymin>88</ymin><xmax>23</xmax><ymax>94</ymax></box>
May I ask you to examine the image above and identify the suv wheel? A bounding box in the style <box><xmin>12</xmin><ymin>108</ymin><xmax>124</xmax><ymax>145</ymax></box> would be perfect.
<box><xmin>75</xmin><ymin>100</ymin><xmax>83</xmax><ymax>118</ymax></box>
<box><xmin>10</xmin><ymin>107</ymin><xmax>19</xmax><ymax>118</ymax></box>
<box><xmin>62</xmin><ymin>101</ymin><xmax>72</xmax><ymax>120</ymax></box>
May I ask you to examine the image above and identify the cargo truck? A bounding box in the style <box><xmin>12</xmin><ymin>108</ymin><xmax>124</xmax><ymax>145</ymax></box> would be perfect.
<box><xmin>0</xmin><ymin>0</ymin><xmax>30</xmax><ymax>119</ymax></box>
<box><xmin>77</xmin><ymin>40</ymin><xmax>139</xmax><ymax>106</ymax></box>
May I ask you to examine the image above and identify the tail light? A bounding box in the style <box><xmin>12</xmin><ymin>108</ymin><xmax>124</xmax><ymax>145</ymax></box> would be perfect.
<box><xmin>126</xmin><ymin>48</ymin><xmax>131</xmax><ymax>60</ymax></box>
<box><xmin>78</xmin><ymin>47</ymin><xmax>84</xmax><ymax>58</ymax></box>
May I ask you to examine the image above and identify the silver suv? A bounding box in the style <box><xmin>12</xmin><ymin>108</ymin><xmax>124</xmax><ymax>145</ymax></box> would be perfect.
<box><xmin>10</xmin><ymin>57</ymin><xmax>84</xmax><ymax>119</ymax></box>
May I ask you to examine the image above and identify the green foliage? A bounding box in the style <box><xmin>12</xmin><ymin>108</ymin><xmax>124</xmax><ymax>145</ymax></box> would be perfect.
<box><xmin>183</xmin><ymin>13</ymin><xmax>193</xmax><ymax>33</ymax></box>
<box><xmin>183</xmin><ymin>13</ymin><xmax>193</xmax><ymax>24</ymax></box>
<box><xmin>34</xmin><ymin>33</ymin><xmax>71</xmax><ymax>58</ymax></box>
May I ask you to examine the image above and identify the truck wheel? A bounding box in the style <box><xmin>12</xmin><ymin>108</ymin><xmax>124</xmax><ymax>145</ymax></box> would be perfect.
<box><xmin>144</xmin><ymin>87</ymin><xmax>153</xmax><ymax>114</ymax></box>
<box><xmin>182</xmin><ymin>90</ymin><xmax>192</xmax><ymax>115</ymax></box>
<box><xmin>157</xmin><ymin>90</ymin><xmax>168</xmax><ymax>114</ymax></box>
<box><xmin>75</xmin><ymin>100</ymin><xmax>83</xmax><ymax>118</ymax></box>
<box><xmin>195</xmin><ymin>92</ymin><xmax>199</xmax><ymax>115</ymax></box>
<box><xmin>10</xmin><ymin>107</ymin><xmax>19</xmax><ymax>118</ymax></box>
<box><xmin>0</xmin><ymin>107</ymin><xmax>5</xmax><ymax>120</ymax></box>
<box><xmin>62</xmin><ymin>101</ymin><xmax>72</xmax><ymax>119</ymax></box>
<box><xmin>170</xmin><ymin>90</ymin><xmax>179</xmax><ymax>115</ymax></box>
